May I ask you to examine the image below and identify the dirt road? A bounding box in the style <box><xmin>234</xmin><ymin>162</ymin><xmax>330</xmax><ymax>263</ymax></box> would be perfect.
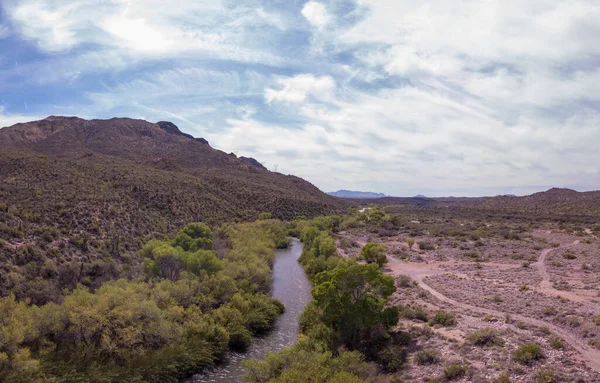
<box><xmin>384</xmin><ymin>249</ymin><xmax>600</xmax><ymax>373</ymax></box>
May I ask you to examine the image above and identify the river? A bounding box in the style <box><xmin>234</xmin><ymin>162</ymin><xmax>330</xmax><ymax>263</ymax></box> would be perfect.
<box><xmin>187</xmin><ymin>238</ymin><xmax>311</xmax><ymax>383</ymax></box>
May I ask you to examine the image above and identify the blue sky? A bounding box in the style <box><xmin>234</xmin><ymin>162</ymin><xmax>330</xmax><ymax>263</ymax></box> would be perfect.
<box><xmin>1</xmin><ymin>0</ymin><xmax>600</xmax><ymax>196</ymax></box>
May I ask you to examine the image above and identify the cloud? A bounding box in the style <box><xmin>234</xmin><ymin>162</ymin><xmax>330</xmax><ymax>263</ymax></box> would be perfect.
<box><xmin>0</xmin><ymin>24</ymin><xmax>10</xmax><ymax>39</ymax></box>
<box><xmin>302</xmin><ymin>1</ymin><xmax>330</xmax><ymax>28</ymax></box>
<box><xmin>2</xmin><ymin>0</ymin><xmax>600</xmax><ymax>196</ymax></box>
<box><xmin>265</xmin><ymin>74</ymin><xmax>335</xmax><ymax>103</ymax></box>
<box><xmin>0</xmin><ymin>106</ymin><xmax>41</xmax><ymax>128</ymax></box>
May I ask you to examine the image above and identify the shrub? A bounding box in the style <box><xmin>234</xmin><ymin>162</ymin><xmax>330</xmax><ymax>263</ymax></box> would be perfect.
<box><xmin>466</xmin><ymin>328</ymin><xmax>504</xmax><ymax>347</ymax></box>
<box><xmin>512</xmin><ymin>343</ymin><xmax>544</xmax><ymax>365</ymax></box>
<box><xmin>361</xmin><ymin>243</ymin><xmax>388</xmax><ymax>267</ymax></box>
<box><xmin>535</xmin><ymin>370</ymin><xmax>558</xmax><ymax>383</ymax></box>
<box><xmin>418</xmin><ymin>241</ymin><xmax>435</xmax><ymax>250</ymax></box>
<box><xmin>414</xmin><ymin>349</ymin><xmax>440</xmax><ymax>365</ymax></box>
<box><xmin>257</xmin><ymin>212</ymin><xmax>272</xmax><ymax>220</ymax></box>
<box><xmin>443</xmin><ymin>364</ymin><xmax>470</xmax><ymax>380</ymax></box>
<box><xmin>400</xmin><ymin>306</ymin><xmax>428</xmax><ymax>322</ymax></box>
<box><xmin>549</xmin><ymin>335</ymin><xmax>563</xmax><ymax>349</ymax></box>
<box><xmin>377</xmin><ymin>344</ymin><xmax>407</xmax><ymax>372</ymax></box>
<box><xmin>493</xmin><ymin>373</ymin><xmax>510</xmax><ymax>383</ymax></box>
<box><xmin>551</xmin><ymin>242</ymin><xmax>560</xmax><ymax>248</ymax></box>
<box><xmin>429</xmin><ymin>310</ymin><xmax>456</xmax><ymax>327</ymax></box>
<box><xmin>406</xmin><ymin>238</ymin><xmax>415</xmax><ymax>250</ymax></box>
<box><xmin>562</xmin><ymin>251</ymin><xmax>577</xmax><ymax>260</ymax></box>
<box><xmin>397</xmin><ymin>275</ymin><xmax>413</xmax><ymax>288</ymax></box>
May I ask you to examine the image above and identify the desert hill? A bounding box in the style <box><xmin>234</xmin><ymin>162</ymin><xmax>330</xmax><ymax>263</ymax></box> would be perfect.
<box><xmin>474</xmin><ymin>188</ymin><xmax>600</xmax><ymax>217</ymax></box>
<box><xmin>0</xmin><ymin>116</ymin><xmax>346</xmax><ymax>303</ymax></box>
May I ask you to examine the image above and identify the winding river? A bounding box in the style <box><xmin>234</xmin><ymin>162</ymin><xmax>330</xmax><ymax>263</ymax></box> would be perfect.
<box><xmin>187</xmin><ymin>238</ymin><xmax>311</xmax><ymax>383</ymax></box>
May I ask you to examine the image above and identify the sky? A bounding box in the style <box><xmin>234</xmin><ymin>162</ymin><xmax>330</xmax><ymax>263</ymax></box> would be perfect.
<box><xmin>1</xmin><ymin>0</ymin><xmax>600</xmax><ymax>197</ymax></box>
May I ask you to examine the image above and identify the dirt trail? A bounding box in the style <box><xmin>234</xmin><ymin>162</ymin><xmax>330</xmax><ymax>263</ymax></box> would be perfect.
<box><xmin>534</xmin><ymin>240</ymin><xmax>586</xmax><ymax>302</ymax></box>
<box><xmin>385</xmin><ymin>253</ymin><xmax>600</xmax><ymax>373</ymax></box>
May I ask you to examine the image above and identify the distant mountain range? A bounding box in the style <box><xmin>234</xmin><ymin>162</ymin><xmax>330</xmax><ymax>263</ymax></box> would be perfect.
<box><xmin>328</xmin><ymin>190</ymin><xmax>387</xmax><ymax>199</ymax></box>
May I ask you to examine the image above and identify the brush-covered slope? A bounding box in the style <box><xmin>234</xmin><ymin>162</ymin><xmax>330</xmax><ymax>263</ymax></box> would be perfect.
<box><xmin>475</xmin><ymin>188</ymin><xmax>600</xmax><ymax>217</ymax></box>
<box><xmin>0</xmin><ymin>116</ymin><xmax>345</xmax><ymax>303</ymax></box>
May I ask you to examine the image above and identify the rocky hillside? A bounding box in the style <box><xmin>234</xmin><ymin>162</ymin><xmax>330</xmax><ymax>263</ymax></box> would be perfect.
<box><xmin>474</xmin><ymin>188</ymin><xmax>600</xmax><ymax>218</ymax></box>
<box><xmin>0</xmin><ymin>116</ymin><xmax>346</xmax><ymax>303</ymax></box>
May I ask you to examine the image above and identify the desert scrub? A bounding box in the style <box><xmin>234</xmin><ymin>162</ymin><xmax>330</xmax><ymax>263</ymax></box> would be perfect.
<box><xmin>414</xmin><ymin>349</ymin><xmax>441</xmax><ymax>365</ymax></box>
<box><xmin>512</xmin><ymin>343</ymin><xmax>544</xmax><ymax>365</ymax></box>
<box><xmin>549</xmin><ymin>335</ymin><xmax>564</xmax><ymax>349</ymax></box>
<box><xmin>551</xmin><ymin>242</ymin><xmax>560</xmax><ymax>248</ymax></box>
<box><xmin>396</xmin><ymin>274</ymin><xmax>413</xmax><ymax>288</ymax></box>
<box><xmin>493</xmin><ymin>373</ymin><xmax>510</xmax><ymax>383</ymax></box>
<box><xmin>589</xmin><ymin>339</ymin><xmax>600</xmax><ymax>350</ymax></box>
<box><xmin>594</xmin><ymin>315</ymin><xmax>600</xmax><ymax>326</ymax></box>
<box><xmin>418</xmin><ymin>240</ymin><xmax>435</xmax><ymax>250</ymax></box>
<box><xmin>429</xmin><ymin>310</ymin><xmax>456</xmax><ymax>327</ymax></box>
<box><xmin>399</xmin><ymin>306</ymin><xmax>428</xmax><ymax>322</ymax></box>
<box><xmin>466</xmin><ymin>328</ymin><xmax>505</xmax><ymax>347</ymax></box>
<box><xmin>535</xmin><ymin>370</ymin><xmax>558</xmax><ymax>383</ymax></box>
<box><xmin>443</xmin><ymin>363</ymin><xmax>470</xmax><ymax>381</ymax></box>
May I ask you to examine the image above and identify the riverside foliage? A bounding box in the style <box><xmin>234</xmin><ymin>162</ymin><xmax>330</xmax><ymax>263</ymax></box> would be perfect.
<box><xmin>0</xmin><ymin>219</ymin><xmax>290</xmax><ymax>383</ymax></box>
<box><xmin>244</xmin><ymin>216</ymin><xmax>405</xmax><ymax>383</ymax></box>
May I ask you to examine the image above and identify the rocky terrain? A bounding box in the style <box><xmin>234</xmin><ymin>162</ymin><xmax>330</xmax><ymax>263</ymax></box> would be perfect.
<box><xmin>0</xmin><ymin>116</ymin><xmax>346</xmax><ymax>304</ymax></box>
<box><xmin>335</xmin><ymin>208</ymin><xmax>600</xmax><ymax>382</ymax></box>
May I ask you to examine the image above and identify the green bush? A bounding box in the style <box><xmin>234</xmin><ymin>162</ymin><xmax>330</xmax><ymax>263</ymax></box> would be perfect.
<box><xmin>466</xmin><ymin>328</ymin><xmax>505</xmax><ymax>347</ymax></box>
<box><xmin>443</xmin><ymin>363</ymin><xmax>470</xmax><ymax>380</ymax></box>
<box><xmin>512</xmin><ymin>343</ymin><xmax>544</xmax><ymax>365</ymax></box>
<box><xmin>429</xmin><ymin>310</ymin><xmax>456</xmax><ymax>327</ymax></box>
<box><xmin>535</xmin><ymin>370</ymin><xmax>558</xmax><ymax>383</ymax></box>
<box><xmin>414</xmin><ymin>349</ymin><xmax>440</xmax><ymax>365</ymax></box>
<box><xmin>361</xmin><ymin>243</ymin><xmax>388</xmax><ymax>267</ymax></box>
<box><xmin>493</xmin><ymin>373</ymin><xmax>510</xmax><ymax>383</ymax></box>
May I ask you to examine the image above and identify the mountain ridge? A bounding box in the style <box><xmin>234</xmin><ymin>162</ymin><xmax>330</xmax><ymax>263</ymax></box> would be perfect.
<box><xmin>328</xmin><ymin>190</ymin><xmax>387</xmax><ymax>199</ymax></box>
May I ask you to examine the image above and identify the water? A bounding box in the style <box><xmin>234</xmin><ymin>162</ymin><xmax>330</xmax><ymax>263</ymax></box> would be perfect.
<box><xmin>187</xmin><ymin>239</ymin><xmax>311</xmax><ymax>383</ymax></box>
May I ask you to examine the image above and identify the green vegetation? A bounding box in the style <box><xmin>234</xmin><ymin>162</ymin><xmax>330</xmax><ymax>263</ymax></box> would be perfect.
<box><xmin>244</xmin><ymin>341</ymin><xmax>378</xmax><ymax>383</ymax></box>
<box><xmin>244</xmin><ymin>216</ymin><xmax>405</xmax><ymax>382</ymax></box>
<box><xmin>429</xmin><ymin>310</ymin><xmax>456</xmax><ymax>327</ymax></box>
<box><xmin>535</xmin><ymin>370</ymin><xmax>558</xmax><ymax>383</ymax></box>
<box><xmin>465</xmin><ymin>328</ymin><xmax>505</xmax><ymax>347</ymax></box>
<box><xmin>361</xmin><ymin>243</ymin><xmax>388</xmax><ymax>267</ymax></box>
<box><xmin>443</xmin><ymin>363</ymin><xmax>470</xmax><ymax>380</ymax></box>
<box><xmin>406</xmin><ymin>238</ymin><xmax>415</xmax><ymax>250</ymax></box>
<box><xmin>0</xmin><ymin>220</ymin><xmax>289</xmax><ymax>382</ymax></box>
<box><xmin>414</xmin><ymin>349</ymin><xmax>441</xmax><ymax>365</ymax></box>
<box><xmin>512</xmin><ymin>343</ymin><xmax>544</xmax><ymax>365</ymax></box>
<box><xmin>493</xmin><ymin>373</ymin><xmax>510</xmax><ymax>383</ymax></box>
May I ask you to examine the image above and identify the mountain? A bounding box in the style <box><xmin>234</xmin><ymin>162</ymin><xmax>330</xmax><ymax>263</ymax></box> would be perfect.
<box><xmin>475</xmin><ymin>188</ymin><xmax>600</xmax><ymax>217</ymax></box>
<box><xmin>0</xmin><ymin>116</ymin><xmax>346</xmax><ymax>302</ymax></box>
<box><xmin>328</xmin><ymin>190</ymin><xmax>387</xmax><ymax>199</ymax></box>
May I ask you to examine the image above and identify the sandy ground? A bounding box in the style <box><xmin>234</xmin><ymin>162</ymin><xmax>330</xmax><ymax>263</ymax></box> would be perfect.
<box><xmin>337</xmin><ymin>227</ymin><xmax>600</xmax><ymax>382</ymax></box>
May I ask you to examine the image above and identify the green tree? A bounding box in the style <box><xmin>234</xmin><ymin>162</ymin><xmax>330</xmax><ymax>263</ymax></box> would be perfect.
<box><xmin>361</xmin><ymin>243</ymin><xmax>387</xmax><ymax>267</ymax></box>
<box><xmin>257</xmin><ymin>212</ymin><xmax>272</xmax><ymax>220</ymax></box>
<box><xmin>308</xmin><ymin>262</ymin><xmax>399</xmax><ymax>351</ymax></box>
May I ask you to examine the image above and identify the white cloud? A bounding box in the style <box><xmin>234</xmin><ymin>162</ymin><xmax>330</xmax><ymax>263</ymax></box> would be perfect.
<box><xmin>3</xmin><ymin>0</ymin><xmax>600</xmax><ymax>195</ymax></box>
<box><xmin>2</xmin><ymin>0</ymin><xmax>282</xmax><ymax>64</ymax></box>
<box><xmin>265</xmin><ymin>74</ymin><xmax>335</xmax><ymax>103</ymax></box>
<box><xmin>0</xmin><ymin>106</ymin><xmax>41</xmax><ymax>128</ymax></box>
<box><xmin>0</xmin><ymin>24</ymin><xmax>10</xmax><ymax>39</ymax></box>
<box><xmin>302</xmin><ymin>1</ymin><xmax>330</xmax><ymax>28</ymax></box>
